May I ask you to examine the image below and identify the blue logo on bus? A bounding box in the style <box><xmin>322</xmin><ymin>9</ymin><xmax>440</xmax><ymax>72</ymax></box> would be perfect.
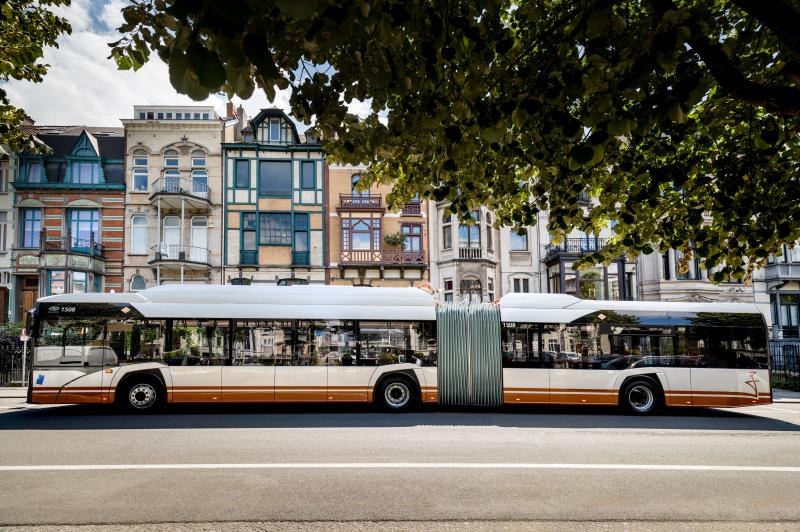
<box><xmin>35</xmin><ymin>374</ymin><xmax>44</xmax><ymax>385</ymax></box>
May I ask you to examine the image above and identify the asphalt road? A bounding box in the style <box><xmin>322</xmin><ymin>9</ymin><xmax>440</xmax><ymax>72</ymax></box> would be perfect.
<box><xmin>0</xmin><ymin>397</ymin><xmax>799</xmax><ymax>527</ymax></box>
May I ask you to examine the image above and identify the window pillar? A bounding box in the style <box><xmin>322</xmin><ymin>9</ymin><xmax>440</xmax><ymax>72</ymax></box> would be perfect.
<box><xmin>668</xmin><ymin>249</ymin><xmax>677</xmax><ymax>280</ymax></box>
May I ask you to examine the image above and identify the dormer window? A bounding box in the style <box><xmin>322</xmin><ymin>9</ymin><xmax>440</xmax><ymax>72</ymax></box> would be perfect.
<box><xmin>23</xmin><ymin>160</ymin><xmax>43</xmax><ymax>183</ymax></box>
<box><xmin>69</xmin><ymin>161</ymin><xmax>101</xmax><ymax>184</ymax></box>
<box><xmin>269</xmin><ymin>118</ymin><xmax>281</xmax><ymax>142</ymax></box>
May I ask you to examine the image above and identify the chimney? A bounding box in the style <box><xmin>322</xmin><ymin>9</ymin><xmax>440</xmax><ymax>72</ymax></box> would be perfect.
<box><xmin>226</xmin><ymin>101</ymin><xmax>236</xmax><ymax>119</ymax></box>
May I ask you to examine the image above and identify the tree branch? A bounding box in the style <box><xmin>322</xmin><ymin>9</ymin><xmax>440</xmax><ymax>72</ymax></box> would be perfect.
<box><xmin>731</xmin><ymin>0</ymin><xmax>800</xmax><ymax>59</ymax></box>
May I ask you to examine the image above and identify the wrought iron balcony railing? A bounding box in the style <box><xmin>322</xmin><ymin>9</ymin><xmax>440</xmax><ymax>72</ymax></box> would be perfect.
<box><xmin>41</xmin><ymin>233</ymin><xmax>105</xmax><ymax>258</ymax></box>
<box><xmin>339</xmin><ymin>194</ymin><xmax>382</xmax><ymax>210</ymax></box>
<box><xmin>151</xmin><ymin>177</ymin><xmax>210</xmax><ymax>201</ymax></box>
<box><xmin>545</xmin><ymin>237</ymin><xmax>607</xmax><ymax>258</ymax></box>
<box><xmin>340</xmin><ymin>250</ymin><xmax>425</xmax><ymax>265</ymax></box>
<box><xmin>150</xmin><ymin>243</ymin><xmax>211</xmax><ymax>265</ymax></box>
<box><xmin>401</xmin><ymin>202</ymin><xmax>422</xmax><ymax>215</ymax></box>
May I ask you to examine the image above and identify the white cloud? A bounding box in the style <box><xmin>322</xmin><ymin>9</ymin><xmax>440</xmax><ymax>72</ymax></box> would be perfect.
<box><xmin>3</xmin><ymin>0</ymin><xmax>294</xmax><ymax>127</ymax></box>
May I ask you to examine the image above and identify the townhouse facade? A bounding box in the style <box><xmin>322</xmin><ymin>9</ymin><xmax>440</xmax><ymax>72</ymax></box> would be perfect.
<box><xmin>327</xmin><ymin>164</ymin><xmax>428</xmax><ymax>287</ymax></box>
<box><xmin>10</xmin><ymin>126</ymin><xmax>125</xmax><ymax>321</ymax></box>
<box><xmin>0</xmin><ymin>145</ymin><xmax>14</xmax><ymax>321</ymax></box>
<box><xmin>221</xmin><ymin>108</ymin><xmax>326</xmax><ymax>286</ymax></box>
<box><xmin>121</xmin><ymin>105</ymin><xmax>232</xmax><ymax>290</ymax></box>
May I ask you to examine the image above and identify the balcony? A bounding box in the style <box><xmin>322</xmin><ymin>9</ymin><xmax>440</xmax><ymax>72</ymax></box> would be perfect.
<box><xmin>239</xmin><ymin>250</ymin><xmax>258</xmax><ymax>265</ymax></box>
<box><xmin>149</xmin><ymin>243</ymin><xmax>211</xmax><ymax>268</ymax></box>
<box><xmin>401</xmin><ymin>202</ymin><xmax>422</xmax><ymax>215</ymax></box>
<box><xmin>545</xmin><ymin>238</ymin><xmax>607</xmax><ymax>260</ymax></box>
<box><xmin>150</xmin><ymin>177</ymin><xmax>211</xmax><ymax>209</ymax></box>
<box><xmin>338</xmin><ymin>194</ymin><xmax>383</xmax><ymax>211</ymax></box>
<box><xmin>458</xmin><ymin>247</ymin><xmax>482</xmax><ymax>259</ymax></box>
<box><xmin>765</xmin><ymin>263</ymin><xmax>800</xmax><ymax>282</ymax></box>
<box><xmin>41</xmin><ymin>235</ymin><xmax>105</xmax><ymax>258</ymax></box>
<box><xmin>340</xmin><ymin>250</ymin><xmax>425</xmax><ymax>266</ymax></box>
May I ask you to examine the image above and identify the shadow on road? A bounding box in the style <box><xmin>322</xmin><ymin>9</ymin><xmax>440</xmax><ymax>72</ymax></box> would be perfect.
<box><xmin>0</xmin><ymin>403</ymin><xmax>797</xmax><ymax>432</ymax></box>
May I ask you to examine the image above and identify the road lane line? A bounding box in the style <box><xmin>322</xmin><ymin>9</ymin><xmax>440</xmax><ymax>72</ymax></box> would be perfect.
<box><xmin>1</xmin><ymin>463</ymin><xmax>799</xmax><ymax>472</ymax></box>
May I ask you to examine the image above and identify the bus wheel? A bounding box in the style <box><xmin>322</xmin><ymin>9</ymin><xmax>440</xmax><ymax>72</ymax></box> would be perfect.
<box><xmin>117</xmin><ymin>376</ymin><xmax>164</xmax><ymax>413</ymax></box>
<box><xmin>620</xmin><ymin>379</ymin><xmax>663</xmax><ymax>415</ymax></box>
<box><xmin>376</xmin><ymin>376</ymin><xmax>417</xmax><ymax>412</ymax></box>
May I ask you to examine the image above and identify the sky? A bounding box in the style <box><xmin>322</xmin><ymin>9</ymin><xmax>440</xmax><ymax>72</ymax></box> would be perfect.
<box><xmin>2</xmin><ymin>0</ymin><xmax>371</xmax><ymax>128</ymax></box>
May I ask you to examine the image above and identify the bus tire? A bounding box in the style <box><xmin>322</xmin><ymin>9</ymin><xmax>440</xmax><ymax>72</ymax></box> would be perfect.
<box><xmin>375</xmin><ymin>375</ymin><xmax>418</xmax><ymax>412</ymax></box>
<box><xmin>620</xmin><ymin>378</ymin><xmax>663</xmax><ymax>415</ymax></box>
<box><xmin>116</xmin><ymin>375</ymin><xmax>164</xmax><ymax>413</ymax></box>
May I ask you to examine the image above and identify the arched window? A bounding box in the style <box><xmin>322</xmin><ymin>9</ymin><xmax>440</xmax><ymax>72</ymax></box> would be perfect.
<box><xmin>132</xmin><ymin>150</ymin><xmax>149</xmax><ymax>192</ymax></box>
<box><xmin>191</xmin><ymin>149</ymin><xmax>206</xmax><ymax>168</ymax></box>
<box><xmin>460</xmin><ymin>278</ymin><xmax>482</xmax><ymax>303</ymax></box>
<box><xmin>351</xmin><ymin>174</ymin><xmax>368</xmax><ymax>197</ymax></box>
<box><xmin>131</xmin><ymin>215</ymin><xmax>148</xmax><ymax>254</ymax></box>
<box><xmin>130</xmin><ymin>275</ymin><xmax>146</xmax><ymax>291</ymax></box>
<box><xmin>163</xmin><ymin>149</ymin><xmax>179</xmax><ymax>169</ymax></box>
<box><xmin>442</xmin><ymin>211</ymin><xmax>452</xmax><ymax>249</ymax></box>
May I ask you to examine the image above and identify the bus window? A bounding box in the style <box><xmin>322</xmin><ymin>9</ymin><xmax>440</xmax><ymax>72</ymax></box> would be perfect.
<box><xmin>301</xmin><ymin>320</ymin><xmax>355</xmax><ymax>367</ymax></box>
<box><xmin>501</xmin><ymin>323</ymin><xmax>559</xmax><ymax>368</ymax></box>
<box><xmin>106</xmin><ymin>320</ymin><xmax>166</xmax><ymax>365</ymax></box>
<box><xmin>166</xmin><ymin>320</ymin><xmax>228</xmax><ymax>366</ymax></box>
<box><xmin>357</xmin><ymin>321</ymin><xmax>436</xmax><ymax>366</ymax></box>
<box><xmin>34</xmin><ymin>319</ymin><xmax>110</xmax><ymax>367</ymax></box>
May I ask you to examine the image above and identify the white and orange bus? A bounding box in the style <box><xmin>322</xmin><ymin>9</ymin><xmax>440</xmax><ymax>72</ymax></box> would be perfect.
<box><xmin>27</xmin><ymin>285</ymin><xmax>771</xmax><ymax>414</ymax></box>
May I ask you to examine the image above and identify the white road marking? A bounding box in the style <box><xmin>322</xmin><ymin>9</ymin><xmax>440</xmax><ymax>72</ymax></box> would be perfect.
<box><xmin>1</xmin><ymin>463</ymin><xmax>799</xmax><ymax>472</ymax></box>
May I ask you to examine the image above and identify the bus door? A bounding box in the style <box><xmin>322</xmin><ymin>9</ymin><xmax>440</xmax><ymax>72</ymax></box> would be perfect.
<box><xmin>326</xmin><ymin>321</ymin><xmax>376</xmax><ymax>402</ymax></box>
<box><xmin>165</xmin><ymin>320</ymin><xmax>225</xmax><ymax>402</ymax></box>
<box><xmin>501</xmin><ymin>323</ymin><xmax>550</xmax><ymax>405</ymax></box>
<box><xmin>222</xmin><ymin>320</ymin><xmax>276</xmax><ymax>402</ymax></box>
<box><xmin>274</xmin><ymin>320</ymin><xmax>327</xmax><ymax>402</ymax></box>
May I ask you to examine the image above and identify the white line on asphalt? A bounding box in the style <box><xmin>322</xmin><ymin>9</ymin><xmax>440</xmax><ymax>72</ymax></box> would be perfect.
<box><xmin>1</xmin><ymin>463</ymin><xmax>799</xmax><ymax>472</ymax></box>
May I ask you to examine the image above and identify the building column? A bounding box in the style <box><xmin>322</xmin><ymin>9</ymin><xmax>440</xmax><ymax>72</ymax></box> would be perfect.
<box><xmin>180</xmin><ymin>197</ymin><xmax>185</xmax><ymax>284</ymax></box>
<box><xmin>156</xmin><ymin>197</ymin><xmax>162</xmax><ymax>286</ymax></box>
<box><xmin>668</xmin><ymin>249</ymin><xmax>677</xmax><ymax>280</ymax></box>
<box><xmin>775</xmin><ymin>292</ymin><xmax>782</xmax><ymax>338</ymax></box>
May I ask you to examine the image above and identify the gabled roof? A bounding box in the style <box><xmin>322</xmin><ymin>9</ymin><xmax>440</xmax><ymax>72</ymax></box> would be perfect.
<box><xmin>25</xmin><ymin>126</ymin><xmax>124</xmax><ymax>159</ymax></box>
<box><xmin>249</xmin><ymin>108</ymin><xmax>301</xmax><ymax>144</ymax></box>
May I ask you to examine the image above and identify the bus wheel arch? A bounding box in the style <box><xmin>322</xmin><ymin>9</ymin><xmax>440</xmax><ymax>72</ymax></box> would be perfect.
<box><xmin>619</xmin><ymin>375</ymin><xmax>664</xmax><ymax>415</ymax></box>
<box><xmin>115</xmin><ymin>370</ymin><xmax>166</xmax><ymax>413</ymax></box>
<box><xmin>374</xmin><ymin>371</ymin><xmax>420</xmax><ymax>412</ymax></box>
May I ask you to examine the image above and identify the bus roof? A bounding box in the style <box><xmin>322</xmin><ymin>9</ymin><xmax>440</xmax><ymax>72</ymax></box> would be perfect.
<box><xmin>38</xmin><ymin>285</ymin><xmax>438</xmax><ymax>320</ymax></box>
<box><xmin>498</xmin><ymin>293</ymin><xmax>763</xmax><ymax>323</ymax></box>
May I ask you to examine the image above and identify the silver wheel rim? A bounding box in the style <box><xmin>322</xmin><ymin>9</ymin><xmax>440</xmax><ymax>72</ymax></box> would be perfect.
<box><xmin>385</xmin><ymin>382</ymin><xmax>410</xmax><ymax>408</ymax></box>
<box><xmin>129</xmin><ymin>383</ymin><xmax>156</xmax><ymax>409</ymax></box>
<box><xmin>628</xmin><ymin>385</ymin><xmax>654</xmax><ymax>412</ymax></box>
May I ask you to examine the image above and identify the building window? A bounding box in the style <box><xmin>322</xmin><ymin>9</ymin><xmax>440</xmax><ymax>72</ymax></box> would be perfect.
<box><xmin>190</xmin><ymin>216</ymin><xmax>208</xmax><ymax>262</ymax></box>
<box><xmin>442</xmin><ymin>212</ymin><xmax>452</xmax><ymax>249</ymax></box>
<box><xmin>777</xmin><ymin>294</ymin><xmax>800</xmax><ymax>337</ymax></box>
<box><xmin>258</xmin><ymin>160</ymin><xmax>292</xmax><ymax>196</ymax></box>
<box><xmin>662</xmin><ymin>252</ymin><xmax>671</xmax><ymax>280</ymax></box>
<box><xmin>0</xmin><ymin>212</ymin><xmax>7</xmax><ymax>252</ymax></box>
<box><xmin>130</xmin><ymin>275</ymin><xmax>147</xmax><ymax>291</ymax></box>
<box><xmin>269</xmin><ymin>118</ymin><xmax>282</xmax><ymax>142</ymax></box>
<box><xmin>513</xmin><ymin>278</ymin><xmax>530</xmax><ymax>293</ymax></box>
<box><xmin>131</xmin><ymin>215</ymin><xmax>148</xmax><ymax>254</ymax></box>
<box><xmin>132</xmin><ymin>152</ymin><xmax>148</xmax><ymax>192</ymax></box>
<box><xmin>300</xmin><ymin>161</ymin><xmax>315</xmax><ymax>189</ymax></box>
<box><xmin>68</xmin><ymin>209</ymin><xmax>99</xmax><ymax>250</ymax></box>
<box><xmin>20</xmin><ymin>208</ymin><xmax>42</xmax><ymax>248</ymax></box>
<box><xmin>460</xmin><ymin>278</ymin><xmax>482</xmax><ymax>303</ymax></box>
<box><xmin>194</xmin><ymin>113</ymin><xmax>201</xmax><ymax>120</ymax></box>
<box><xmin>191</xmin><ymin>150</ymin><xmax>206</xmax><ymax>168</ymax></box>
<box><xmin>486</xmin><ymin>213</ymin><xmax>493</xmax><ymax>251</ymax></box>
<box><xmin>191</xmin><ymin>169</ymin><xmax>208</xmax><ymax>198</ymax></box>
<box><xmin>443</xmin><ymin>279</ymin><xmax>454</xmax><ymax>302</ymax></box>
<box><xmin>547</xmin><ymin>263</ymin><xmax>561</xmax><ymax>293</ymax></box>
<box><xmin>164</xmin><ymin>150</ymin><xmax>179</xmax><ymax>168</ymax></box>
<box><xmin>69</xmin><ymin>161</ymin><xmax>101</xmax><ymax>184</ymax></box>
<box><xmin>165</xmin><ymin>112</ymin><xmax>173</xmax><ymax>119</ymax></box>
<box><xmin>72</xmin><ymin>271</ymin><xmax>87</xmax><ymax>293</ymax></box>
<box><xmin>48</xmin><ymin>271</ymin><xmax>66</xmax><ymax>295</ymax></box>
<box><xmin>458</xmin><ymin>211</ymin><xmax>480</xmax><ymax>248</ymax></box>
<box><xmin>293</xmin><ymin>213</ymin><xmax>309</xmax><ymax>264</ymax></box>
<box><xmin>157</xmin><ymin>112</ymin><xmax>164</xmax><ymax>119</ymax></box>
<box><xmin>342</xmin><ymin>217</ymin><xmax>380</xmax><ymax>250</ymax></box>
<box><xmin>488</xmin><ymin>277</ymin><xmax>495</xmax><ymax>301</ymax></box>
<box><xmin>202</xmin><ymin>113</ymin><xmax>209</xmax><ymax>120</ymax></box>
<box><xmin>0</xmin><ymin>166</ymin><xmax>8</xmax><ymax>192</ymax></box>
<box><xmin>675</xmin><ymin>248</ymin><xmax>701</xmax><ymax>280</ymax></box>
<box><xmin>259</xmin><ymin>213</ymin><xmax>292</xmax><ymax>245</ymax></box>
<box><xmin>22</xmin><ymin>160</ymin><xmax>43</xmax><ymax>183</ymax></box>
<box><xmin>401</xmin><ymin>224</ymin><xmax>422</xmax><ymax>252</ymax></box>
<box><xmin>138</xmin><ymin>112</ymin><xmax>146</xmax><ymax>119</ymax></box>
<box><xmin>234</xmin><ymin>159</ymin><xmax>249</xmax><ymax>188</ymax></box>
<box><xmin>510</xmin><ymin>229</ymin><xmax>528</xmax><ymax>251</ymax></box>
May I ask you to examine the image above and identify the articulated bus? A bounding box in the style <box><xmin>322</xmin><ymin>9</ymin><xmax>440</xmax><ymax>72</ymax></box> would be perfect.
<box><xmin>27</xmin><ymin>285</ymin><xmax>771</xmax><ymax>414</ymax></box>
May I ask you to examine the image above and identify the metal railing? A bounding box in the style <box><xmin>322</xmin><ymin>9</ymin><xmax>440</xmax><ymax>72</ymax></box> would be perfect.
<box><xmin>151</xmin><ymin>243</ymin><xmax>211</xmax><ymax>264</ymax></box>
<box><xmin>0</xmin><ymin>334</ymin><xmax>28</xmax><ymax>387</ymax></box>
<box><xmin>401</xmin><ymin>202</ymin><xmax>422</xmax><ymax>215</ymax></box>
<box><xmin>292</xmin><ymin>251</ymin><xmax>310</xmax><ymax>266</ymax></box>
<box><xmin>42</xmin><ymin>233</ymin><xmax>105</xmax><ymax>258</ymax></box>
<box><xmin>769</xmin><ymin>340</ymin><xmax>800</xmax><ymax>391</ymax></box>
<box><xmin>240</xmin><ymin>250</ymin><xmax>258</xmax><ymax>265</ymax></box>
<box><xmin>339</xmin><ymin>194</ymin><xmax>382</xmax><ymax>209</ymax></box>
<box><xmin>340</xmin><ymin>250</ymin><xmax>425</xmax><ymax>265</ymax></box>
<box><xmin>459</xmin><ymin>247</ymin><xmax>482</xmax><ymax>259</ymax></box>
<box><xmin>545</xmin><ymin>237</ymin><xmax>607</xmax><ymax>257</ymax></box>
<box><xmin>151</xmin><ymin>177</ymin><xmax>210</xmax><ymax>201</ymax></box>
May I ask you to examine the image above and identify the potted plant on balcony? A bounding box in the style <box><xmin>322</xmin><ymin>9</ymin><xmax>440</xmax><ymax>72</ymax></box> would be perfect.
<box><xmin>383</xmin><ymin>232</ymin><xmax>407</xmax><ymax>262</ymax></box>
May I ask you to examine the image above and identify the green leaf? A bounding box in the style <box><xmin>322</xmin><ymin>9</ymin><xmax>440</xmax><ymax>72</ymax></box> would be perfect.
<box><xmin>275</xmin><ymin>0</ymin><xmax>321</xmax><ymax>20</ymax></box>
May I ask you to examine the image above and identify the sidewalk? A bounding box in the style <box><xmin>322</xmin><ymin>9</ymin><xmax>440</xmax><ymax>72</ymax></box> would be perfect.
<box><xmin>773</xmin><ymin>388</ymin><xmax>800</xmax><ymax>403</ymax></box>
<box><xmin>0</xmin><ymin>387</ymin><xmax>26</xmax><ymax>398</ymax></box>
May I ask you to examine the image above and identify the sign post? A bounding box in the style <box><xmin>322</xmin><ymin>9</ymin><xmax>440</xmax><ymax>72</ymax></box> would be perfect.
<box><xmin>20</xmin><ymin>329</ymin><xmax>29</xmax><ymax>387</ymax></box>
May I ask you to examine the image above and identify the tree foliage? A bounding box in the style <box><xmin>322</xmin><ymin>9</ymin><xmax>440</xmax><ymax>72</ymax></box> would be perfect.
<box><xmin>0</xmin><ymin>0</ymin><xmax>71</xmax><ymax>149</ymax></box>
<box><xmin>112</xmin><ymin>0</ymin><xmax>800</xmax><ymax>281</ymax></box>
